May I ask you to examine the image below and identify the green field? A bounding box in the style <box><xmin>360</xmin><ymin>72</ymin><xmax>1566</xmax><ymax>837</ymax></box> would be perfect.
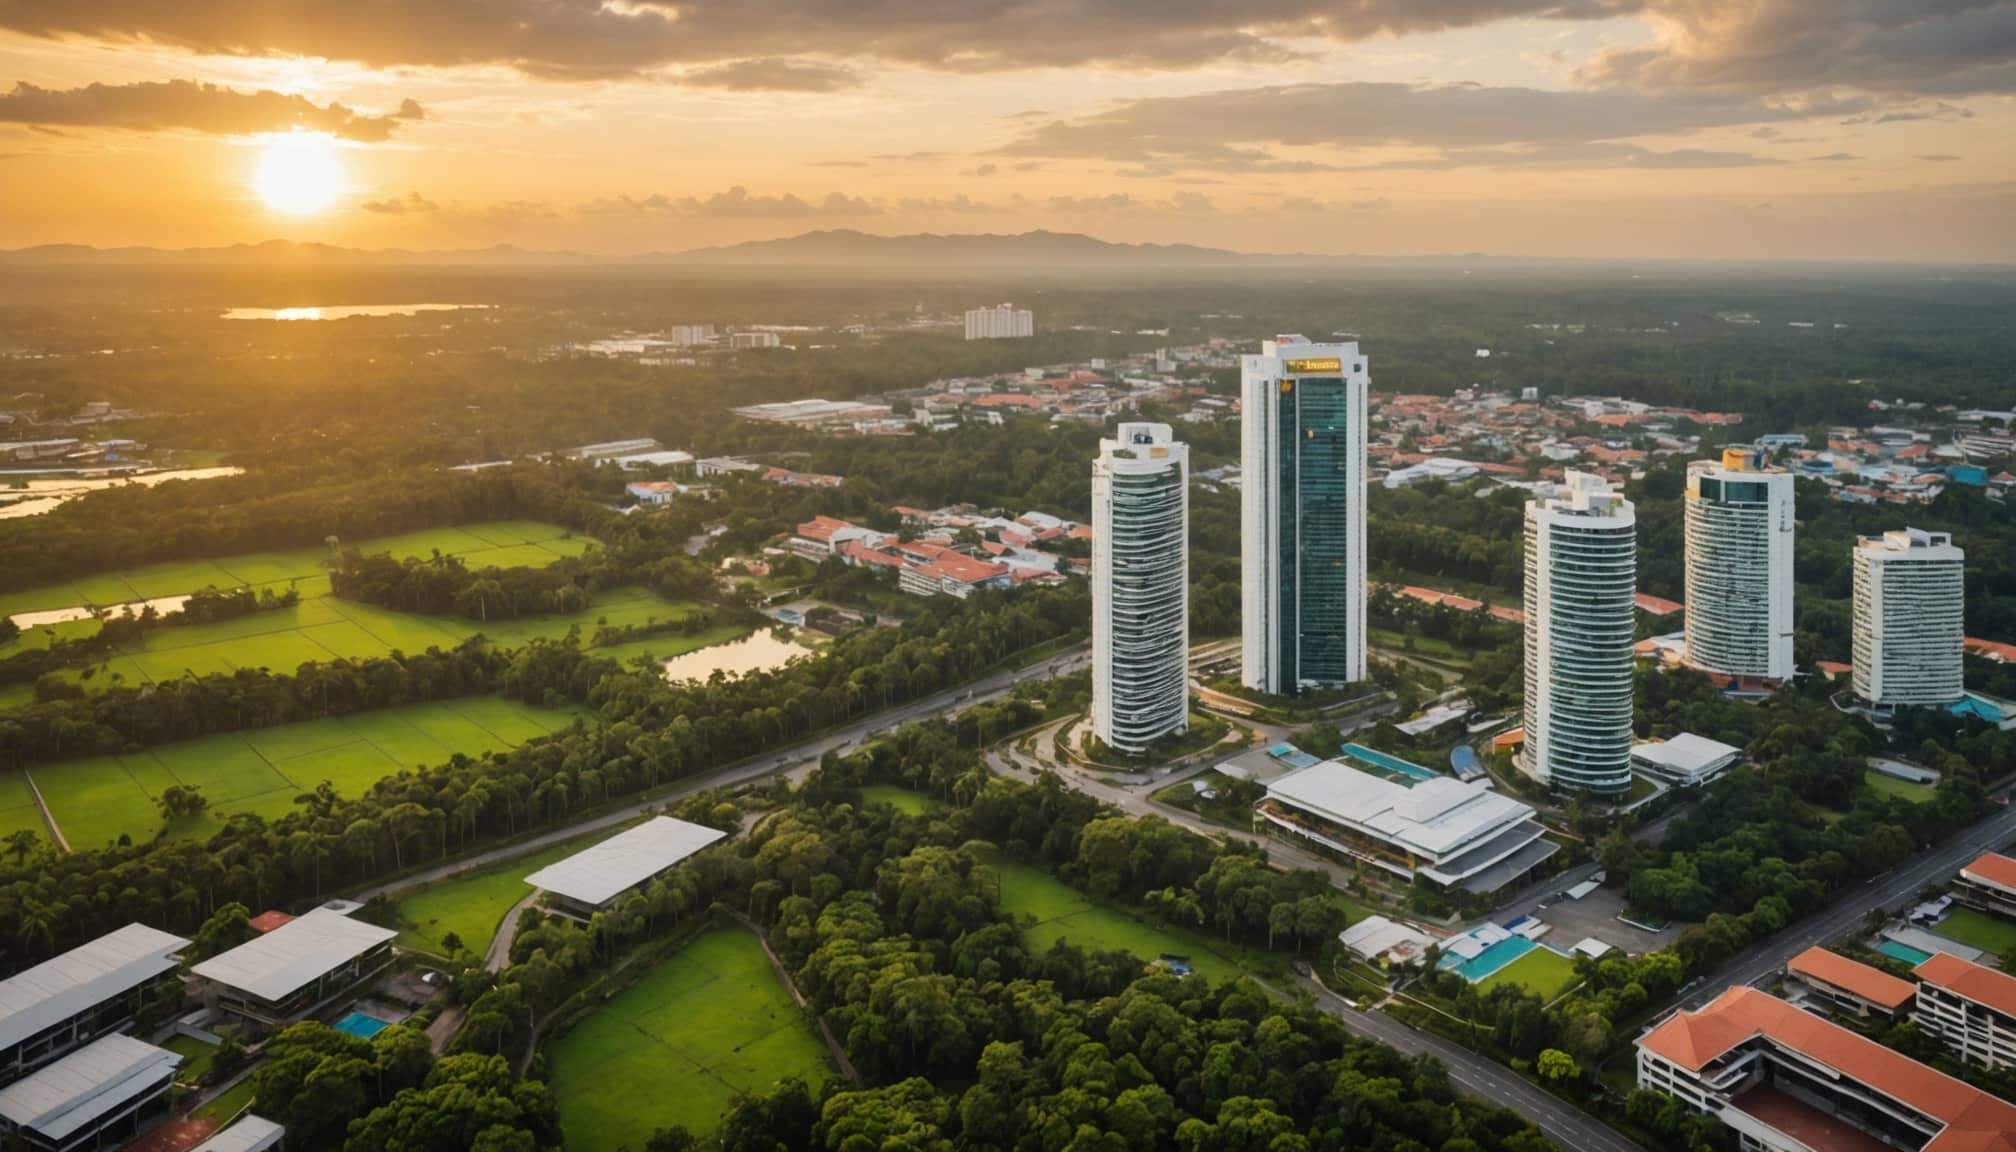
<box><xmin>1934</xmin><ymin>908</ymin><xmax>2016</xmax><ymax>956</ymax></box>
<box><xmin>164</xmin><ymin>1033</ymin><xmax>219</xmax><ymax>1083</ymax></box>
<box><xmin>1475</xmin><ymin>946</ymin><xmax>1582</xmax><ymax>1001</ymax></box>
<box><xmin>859</xmin><ymin>785</ymin><xmax>936</xmax><ymax>815</ymax></box>
<box><xmin>995</xmin><ymin>860</ymin><xmax>1248</xmax><ymax>981</ymax></box>
<box><xmin>393</xmin><ymin>825</ymin><xmax>636</xmax><ymax>956</ymax></box>
<box><xmin>26</xmin><ymin>696</ymin><xmax>587</xmax><ymax>850</ymax></box>
<box><xmin>194</xmin><ymin>1077</ymin><xmax>258</xmax><ymax>1125</ymax></box>
<box><xmin>1864</xmin><ymin>769</ymin><xmax>1938</xmax><ymax>804</ymax></box>
<box><xmin>545</xmin><ymin>927</ymin><xmax>831</xmax><ymax>1147</ymax></box>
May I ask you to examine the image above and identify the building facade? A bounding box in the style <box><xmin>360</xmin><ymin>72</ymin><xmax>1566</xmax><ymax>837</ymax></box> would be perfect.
<box><xmin>964</xmin><ymin>305</ymin><xmax>1034</xmax><ymax>340</ymax></box>
<box><xmin>1522</xmin><ymin>471</ymin><xmax>1637</xmax><ymax>796</ymax></box>
<box><xmin>1091</xmin><ymin>423</ymin><xmax>1190</xmax><ymax>753</ymax></box>
<box><xmin>1684</xmin><ymin>446</ymin><xmax>1796</xmax><ymax>681</ymax></box>
<box><xmin>1953</xmin><ymin>852</ymin><xmax>2016</xmax><ymax>921</ymax></box>
<box><xmin>1239</xmin><ymin>337</ymin><xmax>1368</xmax><ymax>695</ymax></box>
<box><xmin>1853</xmin><ymin>529</ymin><xmax>1966</xmax><ymax>708</ymax></box>
<box><xmin>1914</xmin><ymin>952</ymin><xmax>2016</xmax><ymax>1072</ymax></box>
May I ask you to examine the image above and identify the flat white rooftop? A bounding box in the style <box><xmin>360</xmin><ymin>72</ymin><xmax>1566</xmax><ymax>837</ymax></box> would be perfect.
<box><xmin>1264</xmin><ymin>759</ymin><xmax>1533</xmax><ymax>861</ymax></box>
<box><xmin>524</xmin><ymin>816</ymin><xmax>726</xmax><ymax>908</ymax></box>
<box><xmin>190</xmin><ymin>1114</ymin><xmax>284</xmax><ymax>1152</ymax></box>
<box><xmin>1630</xmin><ymin>733</ymin><xmax>1742</xmax><ymax>776</ymax></box>
<box><xmin>0</xmin><ymin>923</ymin><xmax>189</xmax><ymax>1053</ymax></box>
<box><xmin>191</xmin><ymin>907</ymin><xmax>395</xmax><ymax>1003</ymax></box>
<box><xmin>0</xmin><ymin>1034</ymin><xmax>178</xmax><ymax>1141</ymax></box>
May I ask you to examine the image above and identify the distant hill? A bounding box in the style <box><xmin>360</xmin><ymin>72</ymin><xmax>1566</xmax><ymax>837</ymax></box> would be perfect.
<box><xmin>0</xmin><ymin>239</ymin><xmax>599</xmax><ymax>267</ymax></box>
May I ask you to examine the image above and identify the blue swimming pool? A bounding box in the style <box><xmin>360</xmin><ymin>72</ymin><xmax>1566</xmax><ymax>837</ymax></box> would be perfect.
<box><xmin>1877</xmin><ymin>940</ymin><xmax>1933</xmax><ymax>967</ymax></box>
<box><xmin>1441</xmin><ymin>937</ymin><xmax>1537</xmax><ymax>983</ymax></box>
<box><xmin>1341</xmin><ymin>742</ymin><xmax>1440</xmax><ymax>781</ymax></box>
<box><xmin>334</xmin><ymin>1012</ymin><xmax>389</xmax><ymax>1038</ymax></box>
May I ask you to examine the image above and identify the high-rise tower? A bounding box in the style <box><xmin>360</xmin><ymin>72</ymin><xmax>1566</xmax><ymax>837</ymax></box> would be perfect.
<box><xmin>1684</xmin><ymin>445</ymin><xmax>1795</xmax><ymax>681</ymax></box>
<box><xmin>1522</xmin><ymin>471</ymin><xmax>1637</xmax><ymax>796</ymax></box>
<box><xmin>1092</xmin><ymin>423</ymin><xmax>1190</xmax><ymax>752</ymax></box>
<box><xmin>1853</xmin><ymin>528</ymin><xmax>1965</xmax><ymax>709</ymax></box>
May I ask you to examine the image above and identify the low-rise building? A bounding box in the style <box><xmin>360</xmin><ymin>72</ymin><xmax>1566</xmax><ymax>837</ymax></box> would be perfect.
<box><xmin>1914</xmin><ymin>952</ymin><xmax>2016</xmax><ymax>1072</ymax></box>
<box><xmin>0</xmin><ymin>1034</ymin><xmax>181</xmax><ymax>1152</ymax></box>
<box><xmin>1630</xmin><ymin>733</ymin><xmax>1744</xmax><ymax>788</ymax></box>
<box><xmin>1953</xmin><ymin>852</ymin><xmax>2016</xmax><ymax>921</ymax></box>
<box><xmin>525</xmin><ymin>817</ymin><xmax>727</xmax><ymax>921</ymax></box>
<box><xmin>0</xmin><ymin>924</ymin><xmax>190</xmax><ymax>1086</ymax></box>
<box><xmin>190</xmin><ymin>905</ymin><xmax>396</xmax><ymax>1028</ymax></box>
<box><xmin>189</xmin><ymin>1115</ymin><xmax>284</xmax><ymax>1152</ymax></box>
<box><xmin>1638</xmin><ymin>986</ymin><xmax>2016</xmax><ymax>1152</ymax></box>
<box><xmin>1337</xmin><ymin>916</ymin><xmax>1435</xmax><ymax>968</ymax></box>
<box><xmin>1784</xmin><ymin>947</ymin><xmax>1916</xmax><ymax>1021</ymax></box>
<box><xmin>897</xmin><ymin>554</ymin><xmax>1012</xmax><ymax>600</ymax></box>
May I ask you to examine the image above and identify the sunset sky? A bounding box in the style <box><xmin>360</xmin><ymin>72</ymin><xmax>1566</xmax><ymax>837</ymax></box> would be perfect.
<box><xmin>1</xmin><ymin>2</ymin><xmax>2011</xmax><ymax>261</ymax></box>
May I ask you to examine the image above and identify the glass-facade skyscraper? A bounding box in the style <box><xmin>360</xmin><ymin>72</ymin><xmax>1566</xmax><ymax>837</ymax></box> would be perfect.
<box><xmin>1240</xmin><ymin>337</ymin><xmax>1368</xmax><ymax>695</ymax></box>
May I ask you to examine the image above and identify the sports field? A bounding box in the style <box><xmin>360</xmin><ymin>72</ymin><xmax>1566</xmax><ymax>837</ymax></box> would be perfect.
<box><xmin>545</xmin><ymin>927</ymin><xmax>830</xmax><ymax>1147</ymax></box>
<box><xmin>1934</xmin><ymin>907</ymin><xmax>2016</xmax><ymax>956</ymax></box>
<box><xmin>1864</xmin><ymin>769</ymin><xmax>1938</xmax><ymax>804</ymax></box>
<box><xmin>995</xmin><ymin>859</ymin><xmax>1241</xmax><ymax>981</ymax></box>
<box><xmin>393</xmin><ymin>825</ymin><xmax>636</xmax><ymax>956</ymax></box>
<box><xmin>25</xmin><ymin>695</ymin><xmax>587</xmax><ymax>850</ymax></box>
<box><xmin>1475</xmin><ymin>946</ymin><xmax>1581</xmax><ymax>1001</ymax></box>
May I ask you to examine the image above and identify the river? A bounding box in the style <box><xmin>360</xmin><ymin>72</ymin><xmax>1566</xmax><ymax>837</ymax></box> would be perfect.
<box><xmin>0</xmin><ymin>466</ymin><xmax>243</xmax><ymax>519</ymax></box>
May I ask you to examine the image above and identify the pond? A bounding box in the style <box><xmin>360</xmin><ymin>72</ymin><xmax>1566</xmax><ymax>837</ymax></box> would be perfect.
<box><xmin>660</xmin><ymin>630</ymin><xmax>812</xmax><ymax>683</ymax></box>
<box><xmin>10</xmin><ymin>595</ymin><xmax>193</xmax><ymax>631</ymax></box>
<box><xmin>221</xmin><ymin>304</ymin><xmax>489</xmax><ymax>321</ymax></box>
<box><xmin>0</xmin><ymin>467</ymin><xmax>243</xmax><ymax>519</ymax></box>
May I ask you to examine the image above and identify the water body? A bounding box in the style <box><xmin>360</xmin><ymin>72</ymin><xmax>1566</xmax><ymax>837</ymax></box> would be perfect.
<box><xmin>221</xmin><ymin>304</ymin><xmax>489</xmax><ymax>321</ymax></box>
<box><xmin>0</xmin><ymin>467</ymin><xmax>243</xmax><ymax>519</ymax></box>
<box><xmin>660</xmin><ymin>631</ymin><xmax>812</xmax><ymax>683</ymax></box>
<box><xmin>10</xmin><ymin>595</ymin><xmax>193</xmax><ymax>631</ymax></box>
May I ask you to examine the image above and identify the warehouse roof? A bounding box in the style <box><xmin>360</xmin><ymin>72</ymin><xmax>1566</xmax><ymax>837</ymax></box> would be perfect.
<box><xmin>0</xmin><ymin>1034</ymin><xmax>179</xmax><ymax>1141</ymax></box>
<box><xmin>191</xmin><ymin>907</ymin><xmax>395</xmax><ymax>1002</ymax></box>
<box><xmin>190</xmin><ymin>1115</ymin><xmax>284</xmax><ymax>1152</ymax></box>
<box><xmin>1265</xmin><ymin>759</ymin><xmax>1533</xmax><ymax>859</ymax></box>
<box><xmin>524</xmin><ymin>817</ymin><xmax>726</xmax><ymax>907</ymax></box>
<box><xmin>0</xmin><ymin>923</ymin><xmax>189</xmax><ymax>1053</ymax></box>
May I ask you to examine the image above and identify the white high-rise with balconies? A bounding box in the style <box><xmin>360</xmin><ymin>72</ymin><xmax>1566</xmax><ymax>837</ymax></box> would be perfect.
<box><xmin>1684</xmin><ymin>445</ymin><xmax>1796</xmax><ymax>682</ymax></box>
<box><xmin>964</xmin><ymin>304</ymin><xmax>1034</xmax><ymax>340</ymax></box>
<box><xmin>1853</xmin><ymin>528</ymin><xmax>1965</xmax><ymax>709</ymax></box>
<box><xmin>1522</xmin><ymin>471</ymin><xmax>1637</xmax><ymax>796</ymax></box>
<box><xmin>1092</xmin><ymin>423</ymin><xmax>1190</xmax><ymax>753</ymax></box>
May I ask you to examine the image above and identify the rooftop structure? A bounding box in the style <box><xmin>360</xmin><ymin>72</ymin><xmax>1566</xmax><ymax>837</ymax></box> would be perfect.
<box><xmin>1638</xmin><ymin>986</ymin><xmax>2016</xmax><ymax>1152</ymax></box>
<box><xmin>525</xmin><ymin>817</ymin><xmax>727</xmax><ymax>918</ymax></box>
<box><xmin>1522</xmin><ymin>471</ymin><xmax>1637</xmax><ymax>796</ymax></box>
<box><xmin>1684</xmin><ymin>446</ymin><xmax>1796</xmax><ymax>682</ymax></box>
<box><xmin>1258</xmin><ymin>754</ymin><xmax>1556</xmax><ymax>893</ymax></box>
<box><xmin>567</xmin><ymin>438</ymin><xmax>661</xmax><ymax>461</ymax></box>
<box><xmin>0</xmin><ymin>924</ymin><xmax>189</xmax><ymax>1086</ymax></box>
<box><xmin>1091</xmin><ymin>423</ymin><xmax>1190</xmax><ymax>754</ymax></box>
<box><xmin>1630</xmin><ymin>733</ymin><xmax>1744</xmax><ymax>788</ymax></box>
<box><xmin>730</xmin><ymin>398</ymin><xmax>894</xmax><ymax>426</ymax></box>
<box><xmin>1914</xmin><ymin>952</ymin><xmax>2016</xmax><ymax>1072</ymax></box>
<box><xmin>191</xmin><ymin>906</ymin><xmax>396</xmax><ymax>1027</ymax></box>
<box><xmin>1954</xmin><ymin>853</ymin><xmax>2016</xmax><ymax>921</ymax></box>
<box><xmin>1338</xmin><ymin>915</ymin><xmax>1435</xmax><ymax>967</ymax></box>
<box><xmin>897</xmin><ymin>553</ymin><xmax>1011</xmax><ymax>600</ymax></box>
<box><xmin>0</xmin><ymin>1034</ymin><xmax>180</xmax><ymax>1152</ymax></box>
<box><xmin>188</xmin><ymin>1115</ymin><xmax>285</xmax><ymax>1152</ymax></box>
<box><xmin>1785</xmin><ymin>947</ymin><xmax>1916</xmax><ymax>1020</ymax></box>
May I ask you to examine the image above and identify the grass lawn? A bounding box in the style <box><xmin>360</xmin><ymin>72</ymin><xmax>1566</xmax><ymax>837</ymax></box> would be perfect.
<box><xmin>1150</xmin><ymin>770</ymin><xmax>1255</xmax><ymax>831</ymax></box>
<box><xmin>545</xmin><ymin>927</ymin><xmax>830</xmax><ymax>1147</ymax></box>
<box><xmin>195</xmin><ymin>1077</ymin><xmax>257</xmax><ymax>1125</ymax></box>
<box><xmin>0</xmin><ymin>767</ymin><xmax>51</xmax><ymax>848</ymax></box>
<box><xmin>859</xmin><ymin>785</ymin><xmax>937</xmax><ymax>815</ymax></box>
<box><xmin>1864</xmin><ymin>769</ymin><xmax>1938</xmax><ymax>804</ymax></box>
<box><xmin>163</xmin><ymin>1034</ymin><xmax>218</xmax><ymax>1083</ymax></box>
<box><xmin>1934</xmin><ymin>908</ymin><xmax>2016</xmax><ymax>956</ymax></box>
<box><xmin>393</xmin><ymin>824</ymin><xmax>636</xmax><ymax>956</ymax></box>
<box><xmin>31</xmin><ymin>696</ymin><xmax>588</xmax><ymax>850</ymax></box>
<box><xmin>1475</xmin><ymin>947</ymin><xmax>1581</xmax><ymax>1001</ymax></box>
<box><xmin>994</xmin><ymin>860</ymin><xmax>1254</xmax><ymax>982</ymax></box>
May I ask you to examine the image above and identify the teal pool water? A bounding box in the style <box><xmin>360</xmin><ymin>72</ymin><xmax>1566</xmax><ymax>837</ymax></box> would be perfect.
<box><xmin>1877</xmin><ymin>940</ymin><xmax>1932</xmax><ymax>966</ymax></box>
<box><xmin>334</xmin><ymin>1012</ymin><xmax>389</xmax><ymax>1038</ymax></box>
<box><xmin>1341</xmin><ymin>742</ymin><xmax>1439</xmax><ymax>781</ymax></box>
<box><xmin>1441</xmin><ymin>936</ymin><xmax>1537</xmax><ymax>983</ymax></box>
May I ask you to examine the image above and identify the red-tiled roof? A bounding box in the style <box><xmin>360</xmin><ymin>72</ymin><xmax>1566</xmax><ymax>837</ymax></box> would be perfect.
<box><xmin>1635</xmin><ymin>592</ymin><xmax>1685</xmax><ymax>616</ymax></box>
<box><xmin>247</xmin><ymin>910</ymin><xmax>295</xmax><ymax>934</ymax></box>
<box><xmin>1787</xmin><ymin>947</ymin><xmax>1916</xmax><ymax>1010</ymax></box>
<box><xmin>922</xmin><ymin>553</ymin><xmax>1009</xmax><ymax>585</ymax></box>
<box><xmin>1961</xmin><ymin>852</ymin><xmax>2016</xmax><ymax>893</ymax></box>
<box><xmin>1966</xmin><ymin>637</ymin><xmax>2016</xmax><ymax>663</ymax></box>
<box><xmin>840</xmin><ymin>541</ymin><xmax>905</xmax><ymax>569</ymax></box>
<box><xmin>795</xmin><ymin>515</ymin><xmax>854</xmax><ymax>542</ymax></box>
<box><xmin>1639</xmin><ymin>987</ymin><xmax>2016</xmax><ymax>1152</ymax></box>
<box><xmin>1917</xmin><ymin>951</ymin><xmax>2016</xmax><ymax>1019</ymax></box>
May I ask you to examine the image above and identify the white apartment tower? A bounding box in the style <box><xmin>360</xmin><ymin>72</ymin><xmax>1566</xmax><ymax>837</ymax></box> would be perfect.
<box><xmin>1853</xmin><ymin>528</ymin><xmax>1965</xmax><ymax>708</ymax></box>
<box><xmin>1522</xmin><ymin>471</ymin><xmax>1637</xmax><ymax>796</ymax></box>
<box><xmin>1091</xmin><ymin>423</ymin><xmax>1190</xmax><ymax>753</ymax></box>
<box><xmin>1684</xmin><ymin>445</ymin><xmax>1796</xmax><ymax>681</ymax></box>
<box><xmin>1239</xmin><ymin>337</ymin><xmax>1368</xmax><ymax>695</ymax></box>
<box><xmin>964</xmin><ymin>304</ymin><xmax>1034</xmax><ymax>340</ymax></box>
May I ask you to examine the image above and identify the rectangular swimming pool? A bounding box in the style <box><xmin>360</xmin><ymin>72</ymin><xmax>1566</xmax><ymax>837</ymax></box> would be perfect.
<box><xmin>1341</xmin><ymin>742</ymin><xmax>1440</xmax><ymax>781</ymax></box>
<box><xmin>1440</xmin><ymin>936</ymin><xmax>1537</xmax><ymax>983</ymax></box>
<box><xmin>1876</xmin><ymin>940</ymin><xmax>1932</xmax><ymax>967</ymax></box>
<box><xmin>334</xmin><ymin>1012</ymin><xmax>389</xmax><ymax>1039</ymax></box>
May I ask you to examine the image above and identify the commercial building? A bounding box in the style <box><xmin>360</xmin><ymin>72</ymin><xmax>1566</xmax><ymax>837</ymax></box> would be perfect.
<box><xmin>1684</xmin><ymin>446</ymin><xmax>1796</xmax><ymax>682</ymax></box>
<box><xmin>1629</xmin><ymin>733</ymin><xmax>1744</xmax><ymax>789</ymax></box>
<box><xmin>0</xmin><ymin>1034</ymin><xmax>181</xmax><ymax>1152</ymax></box>
<box><xmin>190</xmin><ymin>905</ymin><xmax>397</xmax><ymax>1028</ymax></box>
<box><xmin>896</xmin><ymin>553</ymin><xmax>1011</xmax><ymax>600</ymax></box>
<box><xmin>1638</xmin><ymin>986</ymin><xmax>2016</xmax><ymax>1152</ymax></box>
<box><xmin>1784</xmin><ymin>947</ymin><xmax>1916</xmax><ymax>1021</ymax></box>
<box><xmin>189</xmin><ymin>1115</ymin><xmax>285</xmax><ymax>1152</ymax></box>
<box><xmin>1256</xmin><ymin>754</ymin><xmax>1556</xmax><ymax>894</ymax></box>
<box><xmin>525</xmin><ymin>816</ymin><xmax>727</xmax><ymax>921</ymax></box>
<box><xmin>1854</xmin><ymin>529</ymin><xmax>1966</xmax><ymax>709</ymax></box>
<box><xmin>0</xmin><ymin>924</ymin><xmax>189</xmax><ymax>1086</ymax></box>
<box><xmin>1953</xmin><ymin>852</ymin><xmax>2016</xmax><ymax>920</ymax></box>
<box><xmin>1091</xmin><ymin>423</ymin><xmax>1190</xmax><ymax>753</ymax></box>
<box><xmin>729</xmin><ymin>399</ymin><xmax>895</xmax><ymax>427</ymax></box>
<box><xmin>730</xmin><ymin>331</ymin><xmax>781</xmax><ymax>349</ymax></box>
<box><xmin>1239</xmin><ymin>337</ymin><xmax>1368</xmax><ymax>695</ymax></box>
<box><xmin>1521</xmin><ymin>472</ymin><xmax>1637</xmax><ymax>796</ymax></box>
<box><xmin>964</xmin><ymin>304</ymin><xmax>1034</xmax><ymax>340</ymax></box>
<box><xmin>1914</xmin><ymin>952</ymin><xmax>2016</xmax><ymax>1072</ymax></box>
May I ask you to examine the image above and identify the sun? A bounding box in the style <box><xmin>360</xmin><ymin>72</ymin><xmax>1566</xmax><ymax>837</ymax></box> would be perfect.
<box><xmin>254</xmin><ymin>132</ymin><xmax>344</xmax><ymax>215</ymax></box>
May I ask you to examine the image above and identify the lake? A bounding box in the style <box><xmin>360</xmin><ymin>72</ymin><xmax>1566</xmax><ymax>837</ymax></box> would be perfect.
<box><xmin>221</xmin><ymin>304</ymin><xmax>489</xmax><ymax>321</ymax></box>
<box><xmin>661</xmin><ymin>631</ymin><xmax>812</xmax><ymax>683</ymax></box>
<box><xmin>0</xmin><ymin>467</ymin><xmax>243</xmax><ymax>519</ymax></box>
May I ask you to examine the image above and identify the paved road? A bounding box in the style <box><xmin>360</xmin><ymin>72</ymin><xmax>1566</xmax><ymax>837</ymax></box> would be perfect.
<box><xmin>356</xmin><ymin>642</ymin><xmax>1090</xmax><ymax>902</ymax></box>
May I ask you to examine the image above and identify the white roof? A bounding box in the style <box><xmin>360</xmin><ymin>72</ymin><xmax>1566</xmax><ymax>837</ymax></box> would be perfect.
<box><xmin>191</xmin><ymin>907</ymin><xmax>395</xmax><ymax>1002</ymax></box>
<box><xmin>524</xmin><ymin>817</ymin><xmax>726</xmax><ymax>907</ymax></box>
<box><xmin>1573</xmin><ymin>937</ymin><xmax>1615</xmax><ymax>958</ymax></box>
<box><xmin>190</xmin><ymin>1115</ymin><xmax>285</xmax><ymax>1152</ymax></box>
<box><xmin>1338</xmin><ymin>915</ymin><xmax>1432</xmax><ymax>959</ymax></box>
<box><xmin>0</xmin><ymin>923</ymin><xmax>189</xmax><ymax>1052</ymax></box>
<box><xmin>0</xmin><ymin>1034</ymin><xmax>179</xmax><ymax>1140</ymax></box>
<box><xmin>1630</xmin><ymin>733</ymin><xmax>1742</xmax><ymax>774</ymax></box>
<box><xmin>1265</xmin><ymin>759</ymin><xmax>1534</xmax><ymax>861</ymax></box>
